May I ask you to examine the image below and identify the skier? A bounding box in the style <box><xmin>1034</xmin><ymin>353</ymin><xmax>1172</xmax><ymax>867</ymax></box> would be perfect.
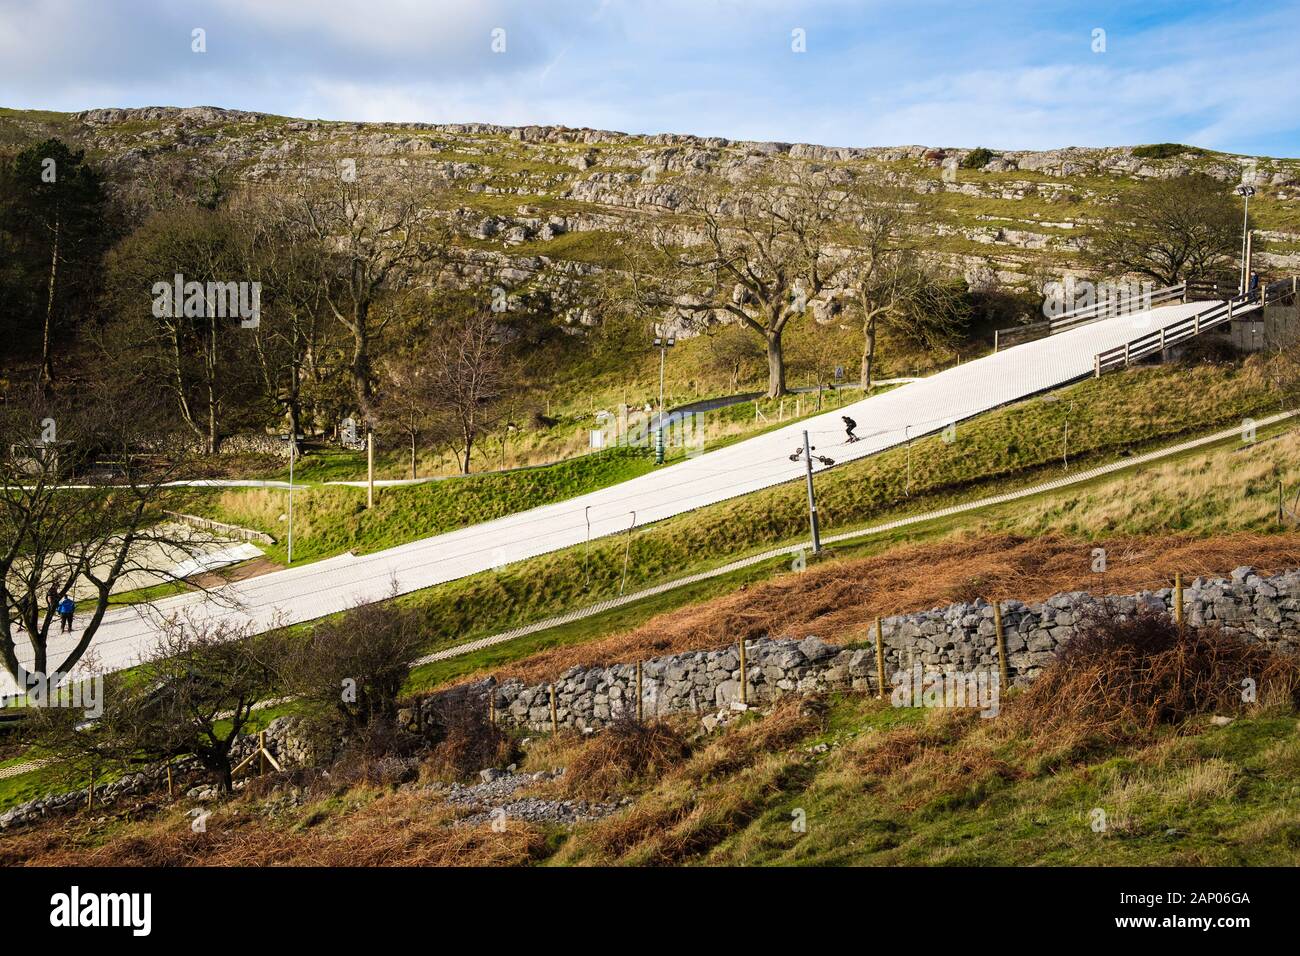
<box><xmin>842</xmin><ymin>415</ymin><xmax>859</xmax><ymax>443</ymax></box>
<box><xmin>57</xmin><ymin>595</ymin><xmax>75</xmax><ymax>633</ymax></box>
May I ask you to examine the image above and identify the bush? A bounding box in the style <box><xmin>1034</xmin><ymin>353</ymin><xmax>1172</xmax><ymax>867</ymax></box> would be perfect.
<box><xmin>273</xmin><ymin>594</ymin><xmax>426</xmax><ymax>733</ymax></box>
<box><xmin>424</xmin><ymin>704</ymin><xmax>517</xmax><ymax>782</ymax></box>
<box><xmin>1177</xmin><ymin>333</ymin><xmax>1240</xmax><ymax>366</ymax></box>
<box><xmin>1007</xmin><ymin>610</ymin><xmax>1300</xmax><ymax>742</ymax></box>
<box><xmin>1132</xmin><ymin>143</ymin><xmax>1200</xmax><ymax>160</ymax></box>
<box><xmin>961</xmin><ymin>147</ymin><xmax>995</xmax><ymax>170</ymax></box>
<box><xmin>562</xmin><ymin>715</ymin><xmax>690</xmax><ymax>800</ymax></box>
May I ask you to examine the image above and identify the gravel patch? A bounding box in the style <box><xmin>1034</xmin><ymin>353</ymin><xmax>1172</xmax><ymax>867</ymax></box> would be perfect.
<box><xmin>436</xmin><ymin>768</ymin><xmax>626</xmax><ymax>827</ymax></box>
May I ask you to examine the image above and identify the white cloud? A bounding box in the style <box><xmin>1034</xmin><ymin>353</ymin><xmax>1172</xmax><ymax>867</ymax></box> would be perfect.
<box><xmin>0</xmin><ymin>0</ymin><xmax>1296</xmax><ymax>155</ymax></box>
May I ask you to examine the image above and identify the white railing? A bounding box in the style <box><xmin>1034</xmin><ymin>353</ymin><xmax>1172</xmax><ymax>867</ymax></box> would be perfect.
<box><xmin>163</xmin><ymin>510</ymin><xmax>276</xmax><ymax>545</ymax></box>
<box><xmin>995</xmin><ymin>282</ymin><xmax>1187</xmax><ymax>352</ymax></box>
<box><xmin>1093</xmin><ymin>277</ymin><xmax>1300</xmax><ymax>377</ymax></box>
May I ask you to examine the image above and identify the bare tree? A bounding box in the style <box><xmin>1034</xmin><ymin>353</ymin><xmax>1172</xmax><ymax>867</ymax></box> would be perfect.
<box><xmin>376</xmin><ymin>351</ymin><xmax>442</xmax><ymax>479</ymax></box>
<box><xmin>0</xmin><ymin>383</ymin><xmax>214</xmax><ymax>690</ymax></box>
<box><xmin>283</xmin><ymin>154</ymin><xmax>451</xmax><ymax>428</ymax></box>
<box><xmin>843</xmin><ymin>252</ymin><xmax>968</xmax><ymax>389</ymax></box>
<box><xmin>271</xmin><ymin>592</ymin><xmax>424</xmax><ymax>733</ymax></box>
<box><xmin>28</xmin><ymin>619</ymin><xmax>280</xmax><ymax>793</ymax></box>
<box><xmin>102</xmin><ymin>202</ymin><xmax>259</xmax><ymax>455</ymax></box>
<box><xmin>140</xmin><ymin>619</ymin><xmax>279</xmax><ymax>792</ymax></box>
<box><xmin>836</xmin><ymin>181</ymin><xmax>966</xmax><ymax>388</ymax></box>
<box><xmin>1088</xmin><ymin>173</ymin><xmax>1241</xmax><ymax>288</ymax></box>
<box><xmin>702</xmin><ymin>324</ymin><xmax>766</xmax><ymax>393</ymax></box>
<box><xmin>235</xmin><ymin>194</ymin><xmax>340</xmax><ymax>452</ymax></box>
<box><xmin>426</xmin><ymin>310</ymin><xmax>510</xmax><ymax>475</ymax></box>
<box><xmin>655</xmin><ymin>171</ymin><xmax>845</xmax><ymax>398</ymax></box>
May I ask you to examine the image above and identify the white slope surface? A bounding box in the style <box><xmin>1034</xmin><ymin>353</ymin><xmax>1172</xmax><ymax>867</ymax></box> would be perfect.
<box><xmin>3</xmin><ymin>300</ymin><xmax>1213</xmax><ymax>693</ymax></box>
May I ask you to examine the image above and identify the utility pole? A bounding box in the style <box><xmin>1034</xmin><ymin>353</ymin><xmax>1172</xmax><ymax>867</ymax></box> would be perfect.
<box><xmin>802</xmin><ymin>429</ymin><xmax>821</xmax><ymax>554</ymax></box>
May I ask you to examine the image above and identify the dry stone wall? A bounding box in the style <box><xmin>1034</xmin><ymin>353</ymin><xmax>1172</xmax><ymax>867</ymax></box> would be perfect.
<box><xmin>434</xmin><ymin>566</ymin><xmax>1300</xmax><ymax>733</ymax></box>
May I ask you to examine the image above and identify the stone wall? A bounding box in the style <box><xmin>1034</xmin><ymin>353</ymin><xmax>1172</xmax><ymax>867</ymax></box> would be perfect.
<box><xmin>0</xmin><ymin>716</ymin><xmax>307</xmax><ymax>832</ymax></box>
<box><xmin>439</xmin><ymin>566</ymin><xmax>1300</xmax><ymax>733</ymax></box>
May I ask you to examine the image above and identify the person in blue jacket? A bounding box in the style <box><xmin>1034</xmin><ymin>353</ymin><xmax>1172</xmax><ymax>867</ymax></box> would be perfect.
<box><xmin>1248</xmin><ymin>271</ymin><xmax>1260</xmax><ymax>301</ymax></box>
<box><xmin>56</xmin><ymin>595</ymin><xmax>75</xmax><ymax>633</ymax></box>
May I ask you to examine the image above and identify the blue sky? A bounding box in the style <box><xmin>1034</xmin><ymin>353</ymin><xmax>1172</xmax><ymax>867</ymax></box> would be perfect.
<box><xmin>2</xmin><ymin>0</ymin><xmax>1298</xmax><ymax>156</ymax></box>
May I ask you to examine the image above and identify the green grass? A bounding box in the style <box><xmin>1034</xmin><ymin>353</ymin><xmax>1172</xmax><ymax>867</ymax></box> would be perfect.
<box><xmin>551</xmin><ymin>695</ymin><xmax>1300</xmax><ymax>866</ymax></box>
<box><xmin>0</xmin><ymin>761</ymin><xmax>68</xmax><ymax>812</ymax></box>
<box><xmin>183</xmin><ymin>445</ymin><xmax>656</xmax><ymax>564</ymax></box>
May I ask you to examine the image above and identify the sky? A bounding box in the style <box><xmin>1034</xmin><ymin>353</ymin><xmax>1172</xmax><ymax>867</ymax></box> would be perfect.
<box><xmin>2</xmin><ymin>0</ymin><xmax>1298</xmax><ymax>156</ymax></box>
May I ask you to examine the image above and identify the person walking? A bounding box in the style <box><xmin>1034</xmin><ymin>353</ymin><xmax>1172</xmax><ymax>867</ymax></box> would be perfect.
<box><xmin>1248</xmin><ymin>271</ymin><xmax>1261</xmax><ymax>301</ymax></box>
<box><xmin>842</xmin><ymin>415</ymin><xmax>859</xmax><ymax>443</ymax></box>
<box><xmin>57</xmin><ymin>595</ymin><xmax>75</xmax><ymax>633</ymax></box>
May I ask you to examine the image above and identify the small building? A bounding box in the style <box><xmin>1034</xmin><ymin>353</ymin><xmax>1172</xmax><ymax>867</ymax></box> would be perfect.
<box><xmin>1228</xmin><ymin>287</ymin><xmax>1300</xmax><ymax>352</ymax></box>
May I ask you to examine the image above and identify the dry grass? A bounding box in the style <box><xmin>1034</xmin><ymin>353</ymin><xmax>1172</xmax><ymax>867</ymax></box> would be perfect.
<box><xmin>1004</xmin><ymin>424</ymin><xmax>1300</xmax><ymax>538</ymax></box>
<box><xmin>1005</xmin><ymin>611</ymin><xmax>1300</xmax><ymax>745</ymax></box>
<box><xmin>554</xmin><ymin>698</ymin><xmax>825</xmax><ymax>864</ymax></box>
<box><xmin>459</xmin><ymin>531</ymin><xmax>1300</xmax><ymax>688</ymax></box>
<box><xmin>0</xmin><ymin>787</ymin><xmax>548</xmax><ymax>867</ymax></box>
<box><xmin>423</xmin><ymin>705</ymin><xmax>518</xmax><ymax>783</ymax></box>
<box><xmin>561</xmin><ymin>716</ymin><xmax>691</xmax><ymax>801</ymax></box>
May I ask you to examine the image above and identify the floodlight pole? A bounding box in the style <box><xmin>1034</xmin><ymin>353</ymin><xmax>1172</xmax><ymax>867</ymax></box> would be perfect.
<box><xmin>1237</xmin><ymin>185</ymin><xmax>1256</xmax><ymax>295</ymax></box>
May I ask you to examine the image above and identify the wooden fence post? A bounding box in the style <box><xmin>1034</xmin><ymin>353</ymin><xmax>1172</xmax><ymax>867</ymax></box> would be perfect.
<box><xmin>993</xmin><ymin>601</ymin><xmax>1009</xmax><ymax>690</ymax></box>
<box><xmin>549</xmin><ymin>684</ymin><xmax>558</xmax><ymax>733</ymax></box>
<box><xmin>1174</xmin><ymin>573</ymin><xmax>1184</xmax><ymax>633</ymax></box>
<box><xmin>738</xmin><ymin>640</ymin><xmax>748</xmax><ymax>705</ymax></box>
<box><xmin>166</xmin><ymin>762</ymin><xmax>174</xmax><ymax>801</ymax></box>
<box><xmin>488</xmin><ymin>693</ymin><xmax>496</xmax><ymax>726</ymax></box>
<box><xmin>87</xmin><ymin>769</ymin><xmax>94</xmax><ymax>809</ymax></box>
<box><xmin>635</xmin><ymin>660</ymin><xmax>643</xmax><ymax>722</ymax></box>
<box><xmin>258</xmin><ymin>731</ymin><xmax>267</xmax><ymax>775</ymax></box>
<box><xmin>874</xmin><ymin>618</ymin><xmax>886</xmax><ymax>700</ymax></box>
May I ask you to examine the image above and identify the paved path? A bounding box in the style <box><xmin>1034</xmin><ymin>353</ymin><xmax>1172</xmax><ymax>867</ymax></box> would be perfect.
<box><xmin>0</xmin><ymin>300</ymin><xmax>1223</xmax><ymax>694</ymax></box>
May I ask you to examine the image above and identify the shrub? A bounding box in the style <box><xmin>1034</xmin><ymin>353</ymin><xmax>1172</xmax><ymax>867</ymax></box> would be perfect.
<box><xmin>424</xmin><ymin>704</ymin><xmax>517</xmax><ymax>782</ymax></box>
<box><xmin>273</xmin><ymin>592</ymin><xmax>426</xmax><ymax>734</ymax></box>
<box><xmin>961</xmin><ymin>147</ymin><xmax>995</xmax><ymax>170</ymax></box>
<box><xmin>1132</xmin><ymin>143</ymin><xmax>1200</xmax><ymax>160</ymax></box>
<box><xmin>1007</xmin><ymin>609</ymin><xmax>1300</xmax><ymax>742</ymax></box>
<box><xmin>562</xmin><ymin>715</ymin><xmax>690</xmax><ymax>800</ymax></box>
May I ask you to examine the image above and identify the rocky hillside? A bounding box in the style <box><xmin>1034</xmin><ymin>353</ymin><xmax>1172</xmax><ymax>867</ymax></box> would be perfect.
<box><xmin>4</xmin><ymin>105</ymin><xmax>1300</xmax><ymax>309</ymax></box>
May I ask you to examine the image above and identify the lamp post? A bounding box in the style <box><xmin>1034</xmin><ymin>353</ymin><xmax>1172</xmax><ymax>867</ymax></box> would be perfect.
<box><xmin>904</xmin><ymin>424</ymin><xmax>912</xmax><ymax>496</ymax></box>
<box><xmin>287</xmin><ymin>433</ymin><xmax>296</xmax><ymax>564</ymax></box>
<box><xmin>1237</xmin><ymin>184</ymin><xmax>1256</xmax><ymax>295</ymax></box>
<box><xmin>653</xmin><ymin>329</ymin><xmax>675</xmax><ymax>464</ymax></box>
<box><xmin>502</xmin><ymin>421</ymin><xmax>517</xmax><ymax>469</ymax></box>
